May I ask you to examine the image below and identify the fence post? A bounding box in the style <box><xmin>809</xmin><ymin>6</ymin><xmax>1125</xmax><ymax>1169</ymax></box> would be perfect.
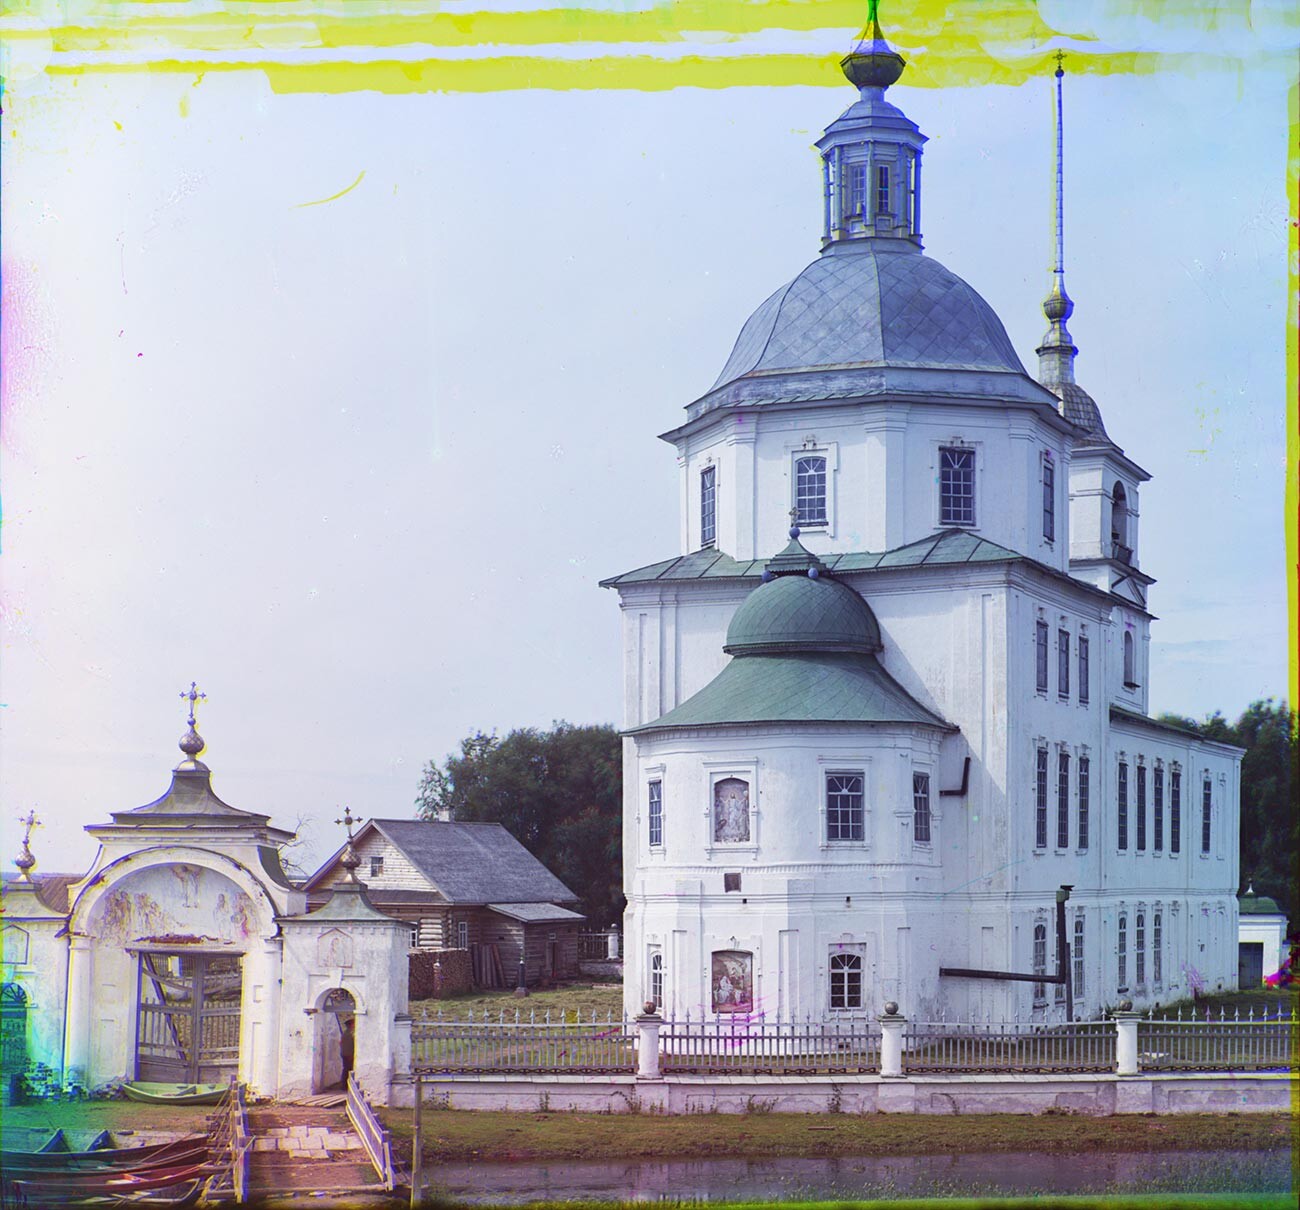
<box><xmin>393</xmin><ymin>1013</ymin><xmax>413</xmax><ymax>1079</ymax></box>
<box><xmin>607</xmin><ymin>927</ymin><xmax>621</xmax><ymax>960</ymax></box>
<box><xmin>879</xmin><ymin>1001</ymin><xmax>905</xmax><ymax>1078</ymax></box>
<box><xmin>636</xmin><ymin>1004</ymin><xmax>663</xmax><ymax>1079</ymax></box>
<box><xmin>1112</xmin><ymin>1000</ymin><xmax>1139</xmax><ymax>1076</ymax></box>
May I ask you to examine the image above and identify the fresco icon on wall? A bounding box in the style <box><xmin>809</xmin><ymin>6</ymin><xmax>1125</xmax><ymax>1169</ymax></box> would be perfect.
<box><xmin>711</xmin><ymin>949</ymin><xmax>753</xmax><ymax>1013</ymax></box>
<box><xmin>713</xmin><ymin>777</ymin><xmax>750</xmax><ymax>843</ymax></box>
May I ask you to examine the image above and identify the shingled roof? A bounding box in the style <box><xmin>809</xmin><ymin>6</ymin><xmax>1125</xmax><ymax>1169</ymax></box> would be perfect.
<box><xmin>306</xmin><ymin>819</ymin><xmax>579</xmax><ymax>907</ymax></box>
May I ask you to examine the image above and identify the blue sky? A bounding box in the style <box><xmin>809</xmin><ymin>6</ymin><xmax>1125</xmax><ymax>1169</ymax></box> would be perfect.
<box><xmin>0</xmin><ymin>14</ymin><xmax>1291</xmax><ymax>875</ymax></box>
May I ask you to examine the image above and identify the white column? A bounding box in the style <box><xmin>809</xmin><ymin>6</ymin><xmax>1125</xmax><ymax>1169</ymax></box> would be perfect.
<box><xmin>879</xmin><ymin>1002</ymin><xmax>905</xmax><ymax>1078</ymax></box>
<box><xmin>635</xmin><ymin>1010</ymin><xmax>662</xmax><ymax>1079</ymax></box>
<box><xmin>1113</xmin><ymin>1005</ymin><xmax>1140</xmax><ymax>1076</ymax></box>
<box><xmin>63</xmin><ymin>934</ymin><xmax>94</xmax><ymax>1088</ymax></box>
<box><xmin>607</xmin><ymin>929</ymin><xmax>620</xmax><ymax>961</ymax></box>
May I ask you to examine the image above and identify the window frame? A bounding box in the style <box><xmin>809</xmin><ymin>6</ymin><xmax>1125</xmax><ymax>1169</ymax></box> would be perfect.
<box><xmin>913</xmin><ymin>772</ymin><xmax>932</xmax><ymax>845</ymax></box>
<box><xmin>369</xmin><ymin>856</ymin><xmax>384</xmax><ymax>879</ymax></box>
<box><xmin>1033</xmin><ymin>923</ymin><xmax>1048</xmax><ymax>1005</ymax></box>
<box><xmin>1135</xmin><ymin>913</ymin><xmax>1146</xmax><ymax>988</ymax></box>
<box><xmin>1077</xmin><ymin>755</ymin><xmax>1090</xmax><ymax>851</ymax></box>
<box><xmin>829</xmin><ymin>949</ymin><xmax>865</xmax><ymax>1011</ymax></box>
<box><xmin>1035</xmin><ymin>747</ymin><xmax>1049</xmax><ymax>850</ymax></box>
<box><xmin>938</xmin><ymin>446</ymin><xmax>976</xmax><ymax>527</ymax></box>
<box><xmin>457</xmin><ymin>920</ymin><xmax>469</xmax><ymax>950</ymax></box>
<box><xmin>1170</xmin><ymin>767</ymin><xmax>1182</xmax><ymax>853</ymax></box>
<box><xmin>1042</xmin><ymin>454</ymin><xmax>1056</xmax><ymax>543</ymax></box>
<box><xmin>1152</xmin><ymin>912</ymin><xmax>1162</xmax><ymax>988</ymax></box>
<box><xmin>875</xmin><ymin>164</ymin><xmax>890</xmax><ymax>216</ymax></box>
<box><xmin>647</xmin><ymin>778</ymin><xmax>663</xmax><ymax>849</ymax></box>
<box><xmin>1036</xmin><ymin>620</ymin><xmax>1049</xmax><ymax>694</ymax></box>
<box><xmin>1201</xmin><ymin>776</ymin><xmax>1212</xmax><ymax>855</ymax></box>
<box><xmin>1117</xmin><ymin>760</ymin><xmax>1129</xmax><ymax>851</ymax></box>
<box><xmin>700</xmin><ymin>464</ymin><xmax>717</xmax><ymax>549</ymax></box>
<box><xmin>1136</xmin><ymin>763</ymin><xmax>1147</xmax><ymax>852</ymax></box>
<box><xmin>1123</xmin><ymin>630</ymin><xmax>1138</xmax><ymax>688</ymax></box>
<box><xmin>1056</xmin><ymin>750</ymin><xmax>1070</xmax><ymax>850</ymax></box>
<box><xmin>825</xmin><ymin>771</ymin><xmax>866</xmax><ymax>844</ymax></box>
<box><xmin>1078</xmin><ymin>634</ymin><xmax>1090</xmax><ymax>705</ymax></box>
<box><xmin>649</xmin><ymin>948</ymin><xmax>664</xmax><ymax>1009</ymax></box>
<box><xmin>1153</xmin><ymin>764</ymin><xmax>1164</xmax><ymax>852</ymax></box>
<box><xmin>848</xmin><ymin>161</ymin><xmax>868</xmax><ymax>218</ymax></box>
<box><xmin>1072</xmin><ymin>916</ymin><xmax>1085</xmax><ymax>1000</ymax></box>
<box><xmin>1057</xmin><ymin>629</ymin><xmax>1070</xmax><ymax>699</ymax></box>
<box><xmin>1117</xmin><ymin>914</ymin><xmax>1128</xmax><ymax>992</ymax></box>
<box><xmin>794</xmin><ymin>453</ymin><xmax>829</xmax><ymax>528</ymax></box>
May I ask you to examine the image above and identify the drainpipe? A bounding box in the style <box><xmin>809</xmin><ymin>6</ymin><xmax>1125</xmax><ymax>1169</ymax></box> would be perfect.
<box><xmin>1056</xmin><ymin>885</ymin><xmax>1074</xmax><ymax>1021</ymax></box>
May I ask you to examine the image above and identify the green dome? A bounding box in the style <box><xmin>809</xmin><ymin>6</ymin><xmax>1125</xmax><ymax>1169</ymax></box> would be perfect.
<box><xmin>725</xmin><ymin>573</ymin><xmax>882</xmax><ymax>655</ymax></box>
<box><xmin>1239</xmin><ymin>889</ymin><xmax>1282</xmax><ymax>915</ymax></box>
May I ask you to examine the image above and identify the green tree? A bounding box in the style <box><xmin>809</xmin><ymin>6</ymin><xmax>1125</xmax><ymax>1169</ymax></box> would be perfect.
<box><xmin>1158</xmin><ymin>699</ymin><xmax>1297</xmax><ymax>925</ymax></box>
<box><xmin>415</xmin><ymin>721</ymin><xmax>623</xmax><ymax>927</ymax></box>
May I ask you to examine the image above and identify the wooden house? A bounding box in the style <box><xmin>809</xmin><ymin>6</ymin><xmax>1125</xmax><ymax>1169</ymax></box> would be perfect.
<box><xmin>303</xmin><ymin>819</ymin><xmax>584</xmax><ymax>987</ymax></box>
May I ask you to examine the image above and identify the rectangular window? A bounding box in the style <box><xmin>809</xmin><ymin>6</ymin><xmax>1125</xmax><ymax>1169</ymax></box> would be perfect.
<box><xmin>1117</xmin><ymin>915</ymin><xmax>1128</xmax><ymax>991</ymax></box>
<box><xmin>1135</xmin><ymin>914</ymin><xmax>1146</xmax><ymax>987</ymax></box>
<box><xmin>1171</xmin><ymin>768</ymin><xmax>1182</xmax><ymax>853</ymax></box>
<box><xmin>1153</xmin><ymin>913</ymin><xmax>1162</xmax><ymax>987</ymax></box>
<box><xmin>1117</xmin><ymin>761</ymin><xmax>1129</xmax><ymax>851</ymax></box>
<box><xmin>457</xmin><ymin>920</ymin><xmax>469</xmax><ymax>950</ymax></box>
<box><xmin>1073</xmin><ymin>917</ymin><xmax>1085</xmax><ymax>999</ymax></box>
<box><xmin>1153</xmin><ymin>767</ymin><xmax>1164</xmax><ymax>852</ymax></box>
<box><xmin>1043</xmin><ymin>457</ymin><xmax>1056</xmax><ymax>541</ymax></box>
<box><xmin>647</xmin><ymin>779</ymin><xmax>663</xmax><ymax>848</ymax></box>
<box><xmin>1201</xmin><ymin>777</ymin><xmax>1212</xmax><ymax>854</ymax></box>
<box><xmin>1033</xmin><ymin>924</ymin><xmax>1048</xmax><ymax>1005</ymax></box>
<box><xmin>1056</xmin><ymin>751</ymin><xmax>1070</xmax><ymax>849</ymax></box>
<box><xmin>830</xmin><ymin>951</ymin><xmax>864</xmax><ymax>1010</ymax></box>
<box><xmin>913</xmin><ymin>773</ymin><xmax>932</xmax><ymax>843</ymax></box>
<box><xmin>1136</xmin><ymin>765</ymin><xmax>1147</xmax><ymax>851</ymax></box>
<box><xmin>369</xmin><ymin>856</ymin><xmax>384</xmax><ymax>878</ymax></box>
<box><xmin>939</xmin><ymin>447</ymin><xmax>975</xmax><ymax>526</ymax></box>
<box><xmin>1036</xmin><ymin>620</ymin><xmax>1049</xmax><ymax>693</ymax></box>
<box><xmin>1078</xmin><ymin>756</ymin><xmax>1090</xmax><ymax>850</ymax></box>
<box><xmin>875</xmin><ymin>165</ymin><xmax>890</xmax><ymax>215</ymax></box>
<box><xmin>700</xmin><ymin>465</ymin><xmax>717</xmax><ymax>548</ymax></box>
<box><xmin>795</xmin><ymin>455</ymin><xmax>828</xmax><ymax>526</ymax></box>
<box><xmin>826</xmin><ymin>773</ymin><xmax>864</xmax><ymax>842</ymax></box>
<box><xmin>1057</xmin><ymin>629</ymin><xmax>1070</xmax><ymax>698</ymax></box>
<box><xmin>1035</xmin><ymin>747</ymin><xmax>1049</xmax><ymax>849</ymax></box>
<box><xmin>1078</xmin><ymin>635</ymin><xmax>1090</xmax><ymax>704</ymax></box>
<box><xmin>849</xmin><ymin>163</ymin><xmax>868</xmax><ymax>216</ymax></box>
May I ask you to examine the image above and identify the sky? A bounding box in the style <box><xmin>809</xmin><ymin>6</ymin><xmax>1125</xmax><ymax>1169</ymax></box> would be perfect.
<box><xmin>0</xmin><ymin>1</ymin><xmax>1295</xmax><ymax>878</ymax></box>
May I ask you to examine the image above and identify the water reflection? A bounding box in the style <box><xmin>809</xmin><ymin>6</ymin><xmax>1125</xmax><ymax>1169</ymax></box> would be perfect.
<box><xmin>429</xmin><ymin>1148</ymin><xmax>1290</xmax><ymax>1204</ymax></box>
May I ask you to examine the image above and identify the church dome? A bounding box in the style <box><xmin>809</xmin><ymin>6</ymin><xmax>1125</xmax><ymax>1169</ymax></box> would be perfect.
<box><xmin>712</xmin><ymin>245</ymin><xmax>1026</xmax><ymax>394</ymax></box>
<box><xmin>725</xmin><ymin>572</ymin><xmax>882</xmax><ymax>656</ymax></box>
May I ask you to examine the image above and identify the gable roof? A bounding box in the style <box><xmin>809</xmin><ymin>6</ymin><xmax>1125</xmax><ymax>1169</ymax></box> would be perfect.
<box><xmin>306</xmin><ymin>819</ymin><xmax>578</xmax><ymax>906</ymax></box>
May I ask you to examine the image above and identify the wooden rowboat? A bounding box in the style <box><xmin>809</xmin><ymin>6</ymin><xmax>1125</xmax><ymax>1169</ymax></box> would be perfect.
<box><xmin>121</xmin><ymin>1082</ymin><xmax>226</xmax><ymax>1106</ymax></box>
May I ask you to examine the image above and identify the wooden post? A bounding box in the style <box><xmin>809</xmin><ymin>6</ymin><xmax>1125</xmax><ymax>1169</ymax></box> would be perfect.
<box><xmin>410</xmin><ymin>1070</ymin><xmax>423</xmax><ymax>1209</ymax></box>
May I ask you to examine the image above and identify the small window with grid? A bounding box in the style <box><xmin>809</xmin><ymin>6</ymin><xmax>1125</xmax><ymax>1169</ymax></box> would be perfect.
<box><xmin>795</xmin><ymin>455</ymin><xmax>828</xmax><ymax>526</ymax></box>
<box><xmin>829</xmin><ymin>950</ymin><xmax>864</xmax><ymax>1010</ymax></box>
<box><xmin>1033</xmin><ymin>924</ymin><xmax>1048</xmax><ymax>1005</ymax></box>
<box><xmin>1036</xmin><ymin>620</ymin><xmax>1049</xmax><ymax>694</ymax></box>
<box><xmin>1077</xmin><ymin>756</ymin><xmax>1090</xmax><ymax>850</ymax></box>
<box><xmin>1035</xmin><ymin>747</ymin><xmax>1049</xmax><ymax>849</ymax></box>
<box><xmin>1078</xmin><ymin>634</ymin><xmax>1090</xmax><ymax>704</ymax></box>
<box><xmin>1117</xmin><ymin>761</ymin><xmax>1129</xmax><ymax>851</ymax></box>
<box><xmin>1056</xmin><ymin>751</ymin><xmax>1069</xmax><ymax>849</ymax></box>
<box><xmin>1043</xmin><ymin>456</ymin><xmax>1056</xmax><ymax>542</ymax></box>
<box><xmin>700</xmin><ymin>465</ymin><xmax>717</xmax><ymax>548</ymax></box>
<box><xmin>939</xmin><ymin>447</ymin><xmax>975</xmax><ymax>526</ymax></box>
<box><xmin>1057</xmin><ymin>629</ymin><xmax>1069</xmax><ymax>698</ymax></box>
<box><xmin>647</xmin><ymin>779</ymin><xmax>663</xmax><ymax>848</ymax></box>
<box><xmin>913</xmin><ymin>772</ymin><xmax>931</xmax><ymax>844</ymax></box>
<box><xmin>848</xmin><ymin>162</ymin><xmax>868</xmax><ymax>217</ymax></box>
<box><xmin>826</xmin><ymin>773</ymin><xmax>864</xmax><ymax>842</ymax></box>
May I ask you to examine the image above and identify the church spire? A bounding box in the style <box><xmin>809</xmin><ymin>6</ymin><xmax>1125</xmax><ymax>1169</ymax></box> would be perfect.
<box><xmin>817</xmin><ymin>3</ymin><xmax>925</xmax><ymax>250</ymax></box>
<box><xmin>1036</xmin><ymin>54</ymin><xmax>1078</xmax><ymax>385</ymax></box>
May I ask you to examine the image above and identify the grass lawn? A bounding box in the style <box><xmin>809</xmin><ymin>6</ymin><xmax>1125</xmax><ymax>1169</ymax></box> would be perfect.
<box><xmin>411</xmin><ymin>981</ymin><xmax>623</xmax><ymax>1020</ymax></box>
<box><xmin>381</xmin><ymin>1108</ymin><xmax>1296</xmax><ymax>1165</ymax></box>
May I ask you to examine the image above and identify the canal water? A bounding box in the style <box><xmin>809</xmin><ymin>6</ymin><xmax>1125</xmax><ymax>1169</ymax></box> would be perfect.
<box><xmin>427</xmin><ymin>1148</ymin><xmax>1290</xmax><ymax>1203</ymax></box>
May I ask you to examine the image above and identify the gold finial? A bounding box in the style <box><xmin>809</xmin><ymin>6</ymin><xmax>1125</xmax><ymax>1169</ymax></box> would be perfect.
<box><xmin>14</xmin><ymin>810</ymin><xmax>39</xmax><ymax>880</ymax></box>
<box><xmin>335</xmin><ymin>808</ymin><xmax>362</xmax><ymax>881</ymax></box>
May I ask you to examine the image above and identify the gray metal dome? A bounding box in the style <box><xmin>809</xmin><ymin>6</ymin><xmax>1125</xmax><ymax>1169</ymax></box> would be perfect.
<box><xmin>713</xmin><ymin>246</ymin><xmax>1026</xmax><ymax>389</ymax></box>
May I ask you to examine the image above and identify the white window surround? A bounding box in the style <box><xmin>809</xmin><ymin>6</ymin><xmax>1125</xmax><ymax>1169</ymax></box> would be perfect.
<box><xmin>828</xmin><ymin>944</ymin><xmax>867</xmax><ymax>1012</ymax></box>
<box><xmin>933</xmin><ymin>439</ymin><xmax>982</xmax><ymax>530</ymax></box>
<box><xmin>824</xmin><ymin>770</ymin><xmax>866</xmax><ymax>844</ymax></box>
<box><xmin>912</xmin><ymin>768</ymin><xmax>934</xmax><ymax>847</ymax></box>
<box><xmin>702</xmin><ymin>760</ymin><xmax>760</xmax><ymax>856</ymax></box>
<box><xmin>817</xmin><ymin>754</ymin><xmax>871</xmax><ymax>851</ymax></box>
<box><xmin>785</xmin><ymin>440</ymin><xmax>840</xmax><ymax>535</ymax></box>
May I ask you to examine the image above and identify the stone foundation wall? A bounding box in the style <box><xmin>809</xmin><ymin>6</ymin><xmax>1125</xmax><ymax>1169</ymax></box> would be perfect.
<box><xmin>409</xmin><ymin>949</ymin><xmax>473</xmax><ymax>1000</ymax></box>
<box><xmin>389</xmin><ymin>1071</ymin><xmax>1296</xmax><ymax>1116</ymax></box>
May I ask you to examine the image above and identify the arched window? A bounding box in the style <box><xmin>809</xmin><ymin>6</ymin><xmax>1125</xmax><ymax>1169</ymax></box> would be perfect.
<box><xmin>1152</xmin><ymin>913</ymin><xmax>1163</xmax><ymax>988</ymax></box>
<box><xmin>795</xmin><ymin>455</ymin><xmax>828</xmax><ymax>526</ymax></box>
<box><xmin>1135</xmin><ymin>914</ymin><xmax>1146</xmax><ymax>987</ymax></box>
<box><xmin>1123</xmin><ymin>632</ymin><xmax>1137</xmax><ymax>687</ymax></box>
<box><xmin>1117</xmin><ymin>915</ymin><xmax>1128</xmax><ymax>991</ymax></box>
<box><xmin>1111</xmin><ymin>483</ymin><xmax>1129</xmax><ymax>557</ymax></box>
<box><xmin>700</xmin><ymin>466</ymin><xmax>717</xmax><ymax>549</ymax></box>
<box><xmin>829</xmin><ymin>951</ymin><xmax>863</xmax><ymax>1010</ymax></box>
<box><xmin>649</xmin><ymin>950</ymin><xmax>664</xmax><ymax>1009</ymax></box>
<box><xmin>1032</xmin><ymin>924</ymin><xmax>1048</xmax><ymax>1005</ymax></box>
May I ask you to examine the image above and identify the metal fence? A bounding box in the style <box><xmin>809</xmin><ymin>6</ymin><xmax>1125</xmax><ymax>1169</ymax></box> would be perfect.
<box><xmin>410</xmin><ymin>1010</ymin><xmax>635</xmax><ymax>1073</ymax></box>
<box><xmin>577</xmin><ymin>931</ymin><xmax>619</xmax><ymax>961</ymax></box>
<box><xmin>660</xmin><ymin>1016</ymin><xmax>881</xmax><ymax>1075</ymax></box>
<box><xmin>1138</xmin><ymin>1004</ymin><xmax>1297</xmax><ymax>1072</ymax></box>
<box><xmin>902</xmin><ymin>1019</ymin><xmax>1116</xmax><ymax>1073</ymax></box>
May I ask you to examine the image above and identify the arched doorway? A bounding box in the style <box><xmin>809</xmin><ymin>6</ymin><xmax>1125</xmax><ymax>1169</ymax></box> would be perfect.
<box><xmin>1</xmin><ymin>984</ymin><xmax>28</xmax><ymax>1088</ymax></box>
<box><xmin>313</xmin><ymin>988</ymin><xmax>355</xmax><ymax>1093</ymax></box>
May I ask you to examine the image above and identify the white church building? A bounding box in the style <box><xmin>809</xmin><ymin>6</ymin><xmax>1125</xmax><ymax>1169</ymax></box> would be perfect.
<box><xmin>604</xmin><ymin>20</ymin><xmax>1242</xmax><ymax>1025</ymax></box>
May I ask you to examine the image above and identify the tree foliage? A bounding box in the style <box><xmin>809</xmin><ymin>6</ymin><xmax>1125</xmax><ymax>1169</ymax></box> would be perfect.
<box><xmin>1157</xmin><ymin>699</ymin><xmax>1297</xmax><ymax>925</ymax></box>
<box><xmin>414</xmin><ymin>721</ymin><xmax>623</xmax><ymax>928</ymax></box>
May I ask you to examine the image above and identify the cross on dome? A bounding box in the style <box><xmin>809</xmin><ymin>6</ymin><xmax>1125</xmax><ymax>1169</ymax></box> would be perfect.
<box><xmin>13</xmin><ymin>809</ymin><xmax>39</xmax><ymax>879</ymax></box>
<box><xmin>177</xmin><ymin>680</ymin><xmax>208</xmax><ymax>761</ymax></box>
